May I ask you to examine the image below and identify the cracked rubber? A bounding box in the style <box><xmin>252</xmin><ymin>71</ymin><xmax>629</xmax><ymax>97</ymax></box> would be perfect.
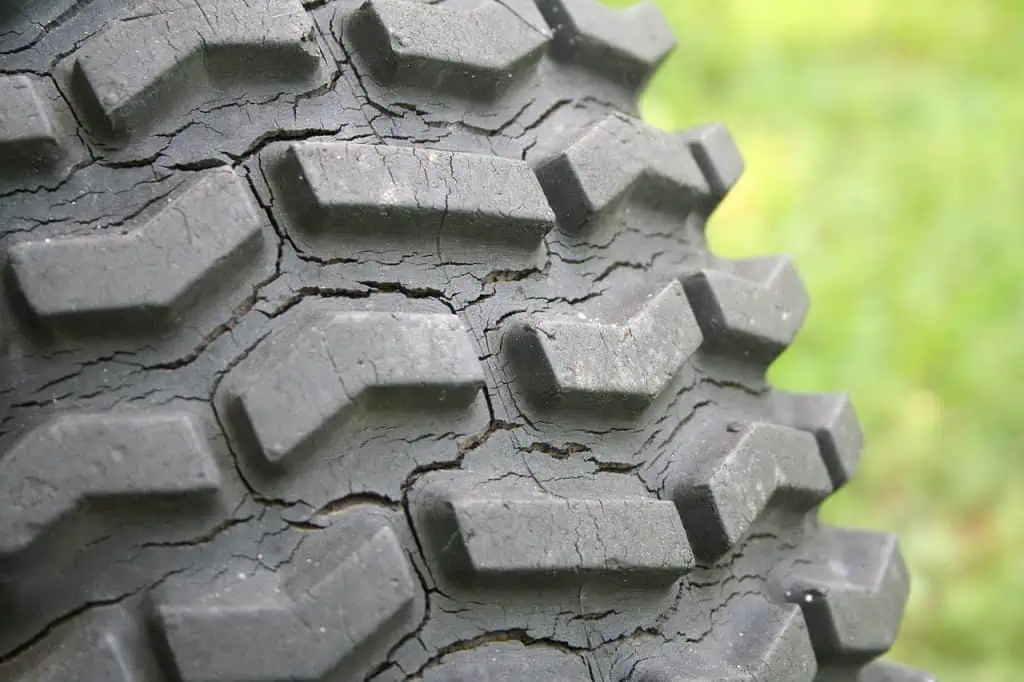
<box><xmin>0</xmin><ymin>1</ymin><xmax>924</xmax><ymax>681</ymax></box>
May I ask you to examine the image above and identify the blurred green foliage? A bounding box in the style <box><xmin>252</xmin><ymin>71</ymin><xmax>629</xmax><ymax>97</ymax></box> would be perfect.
<box><xmin>607</xmin><ymin>0</ymin><xmax>1024</xmax><ymax>679</ymax></box>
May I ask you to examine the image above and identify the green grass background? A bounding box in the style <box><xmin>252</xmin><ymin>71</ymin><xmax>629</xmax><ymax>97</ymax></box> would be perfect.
<box><xmin>605</xmin><ymin>0</ymin><xmax>1024</xmax><ymax>679</ymax></box>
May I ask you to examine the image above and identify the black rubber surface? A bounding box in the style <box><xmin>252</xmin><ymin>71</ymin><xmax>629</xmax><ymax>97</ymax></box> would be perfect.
<box><xmin>0</xmin><ymin>1</ymin><xmax>925</xmax><ymax>680</ymax></box>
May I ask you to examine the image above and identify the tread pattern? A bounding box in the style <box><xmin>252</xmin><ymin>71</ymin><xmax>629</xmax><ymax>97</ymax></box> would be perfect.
<box><xmin>774</xmin><ymin>391</ymin><xmax>864</xmax><ymax>490</ymax></box>
<box><xmin>780</xmin><ymin>527</ymin><xmax>910</xmax><ymax>664</ymax></box>
<box><xmin>346</xmin><ymin>0</ymin><xmax>552</xmax><ymax>97</ymax></box>
<box><xmin>274</xmin><ymin>141</ymin><xmax>555</xmax><ymax>248</ymax></box>
<box><xmin>669</xmin><ymin>421</ymin><xmax>832</xmax><ymax>561</ymax></box>
<box><xmin>680</xmin><ymin>255</ymin><xmax>809</xmax><ymax>364</ymax></box>
<box><xmin>7</xmin><ymin>168</ymin><xmax>265</xmax><ymax>332</ymax></box>
<box><xmin>534</xmin><ymin>115</ymin><xmax>713</xmax><ymax>233</ymax></box>
<box><xmin>506</xmin><ymin>281</ymin><xmax>703</xmax><ymax>414</ymax></box>
<box><xmin>221</xmin><ymin>311</ymin><xmax>485</xmax><ymax>468</ymax></box>
<box><xmin>0</xmin><ymin>75</ymin><xmax>61</xmax><ymax>167</ymax></box>
<box><xmin>630</xmin><ymin>600</ymin><xmax>817</xmax><ymax>681</ymax></box>
<box><xmin>858</xmin><ymin>661</ymin><xmax>937</xmax><ymax>682</ymax></box>
<box><xmin>414</xmin><ymin>472</ymin><xmax>694</xmax><ymax>588</ymax></box>
<box><xmin>0</xmin><ymin>412</ymin><xmax>221</xmax><ymax>558</ymax></box>
<box><xmin>70</xmin><ymin>0</ymin><xmax>320</xmax><ymax>133</ymax></box>
<box><xmin>421</xmin><ymin>643</ymin><xmax>589</xmax><ymax>681</ymax></box>
<box><xmin>0</xmin><ymin>0</ymin><xmax>923</xmax><ymax>675</ymax></box>
<box><xmin>534</xmin><ymin>0</ymin><xmax>675</xmax><ymax>90</ymax></box>
<box><xmin>156</xmin><ymin>510</ymin><xmax>421</xmax><ymax>682</ymax></box>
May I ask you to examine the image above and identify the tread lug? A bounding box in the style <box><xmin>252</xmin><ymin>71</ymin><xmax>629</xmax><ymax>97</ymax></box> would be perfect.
<box><xmin>6</xmin><ymin>168</ymin><xmax>266</xmax><ymax>333</ymax></box>
<box><xmin>413</xmin><ymin>472</ymin><xmax>694</xmax><ymax>588</ymax></box>
<box><xmin>669</xmin><ymin>420</ymin><xmax>832</xmax><ymax>561</ymax></box>
<box><xmin>779</xmin><ymin>527</ymin><xmax>910</xmax><ymax>664</ymax></box>
<box><xmin>221</xmin><ymin>310</ymin><xmax>485</xmax><ymax>469</ymax></box>
<box><xmin>156</xmin><ymin>509</ymin><xmax>422</xmax><ymax>682</ymax></box>
<box><xmin>506</xmin><ymin>281</ymin><xmax>703</xmax><ymax>415</ymax></box>
<box><xmin>70</xmin><ymin>0</ymin><xmax>320</xmax><ymax>134</ymax></box>
<box><xmin>274</xmin><ymin>141</ymin><xmax>555</xmax><ymax>250</ymax></box>
<box><xmin>681</xmin><ymin>122</ymin><xmax>745</xmax><ymax>199</ymax></box>
<box><xmin>2</xmin><ymin>607</ymin><xmax>155</xmax><ymax>682</ymax></box>
<box><xmin>0</xmin><ymin>412</ymin><xmax>221</xmax><ymax>559</ymax></box>
<box><xmin>681</xmin><ymin>255</ymin><xmax>809</xmax><ymax>363</ymax></box>
<box><xmin>535</xmin><ymin>0</ymin><xmax>675</xmax><ymax>90</ymax></box>
<box><xmin>629</xmin><ymin>598</ymin><xmax>817</xmax><ymax>681</ymax></box>
<box><xmin>774</xmin><ymin>391</ymin><xmax>864</xmax><ymax>489</ymax></box>
<box><xmin>0</xmin><ymin>75</ymin><xmax>62</xmax><ymax>168</ymax></box>
<box><xmin>346</xmin><ymin>0</ymin><xmax>552</xmax><ymax>97</ymax></box>
<box><xmin>534</xmin><ymin>115</ymin><xmax>710</xmax><ymax>233</ymax></box>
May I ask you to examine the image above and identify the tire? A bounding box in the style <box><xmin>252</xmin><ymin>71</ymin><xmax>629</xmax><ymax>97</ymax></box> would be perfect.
<box><xmin>0</xmin><ymin>1</ymin><xmax>928</xmax><ymax>681</ymax></box>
